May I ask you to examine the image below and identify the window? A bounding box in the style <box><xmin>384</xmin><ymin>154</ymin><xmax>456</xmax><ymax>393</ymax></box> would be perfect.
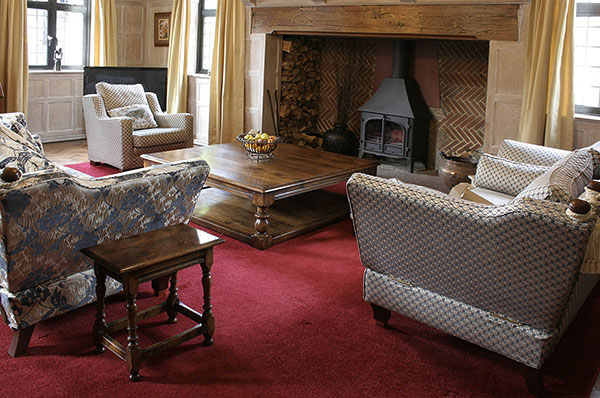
<box><xmin>575</xmin><ymin>0</ymin><xmax>600</xmax><ymax>116</ymax></box>
<box><xmin>27</xmin><ymin>0</ymin><xmax>90</xmax><ymax>70</ymax></box>
<box><xmin>196</xmin><ymin>0</ymin><xmax>217</xmax><ymax>74</ymax></box>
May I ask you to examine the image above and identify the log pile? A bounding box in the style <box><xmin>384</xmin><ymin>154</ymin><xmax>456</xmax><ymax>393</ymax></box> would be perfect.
<box><xmin>279</xmin><ymin>36</ymin><xmax>323</xmax><ymax>149</ymax></box>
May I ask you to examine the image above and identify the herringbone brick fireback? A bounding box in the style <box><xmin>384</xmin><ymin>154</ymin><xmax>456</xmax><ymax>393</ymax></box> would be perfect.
<box><xmin>434</xmin><ymin>40</ymin><xmax>489</xmax><ymax>168</ymax></box>
<box><xmin>316</xmin><ymin>37</ymin><xmax>377</xmax><ymax>137</ymax></box>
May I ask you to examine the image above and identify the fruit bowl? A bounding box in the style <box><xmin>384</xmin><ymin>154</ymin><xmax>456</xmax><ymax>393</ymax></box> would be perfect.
<box><xmin>237</xmin><ymin>133</ymin><xmax>280</xmax><ymax>160</ymax></box>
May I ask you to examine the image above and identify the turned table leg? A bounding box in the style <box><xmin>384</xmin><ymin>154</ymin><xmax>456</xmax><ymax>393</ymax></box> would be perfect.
<box><xmin>251</xmin><ymin>193</ymin><xmax>275</xmax><ymax>250</ymax></box>
<box><xmin>93</xmin><ymin>265</ymin><xmax>108</xmax><ymax>354</ymax></box>
<box><xmin>166</xmin><ymin>272</ymin><xmax>179</xmax><ymax>324</ymax></box>
<box><xmin>124</xmin><ymin>279</ymin><xmax>141</xmax><ymax>382</ymax></box>
<box><xmin>200</xmin><ymin>249</ymin><xmax>216</xmax><ymax>346</ymax></box>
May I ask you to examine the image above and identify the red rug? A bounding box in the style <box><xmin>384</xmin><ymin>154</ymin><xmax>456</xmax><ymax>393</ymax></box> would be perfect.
<box><xmin>65</xmin><ymin>162</ymin><xmax>121</xmax><ymax>178</ymax></box>
<box><xmin>0</xmin><ymin>220</ymin><xmax>599</xmax><ymax>397</ymax></box>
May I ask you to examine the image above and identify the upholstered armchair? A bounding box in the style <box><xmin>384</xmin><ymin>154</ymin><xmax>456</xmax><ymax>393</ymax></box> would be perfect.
<box><xmin>82</xmin><ymin>83</ymin><xmax>194</xmax><ymax>171</ymax></box>
<box><xmin>0</xmin><ymin>112</ymin><xmax>210</xmax><ymax>357</ymax></box>
<box><xmin>347</xmin><ymin>140</ymin><xmax>600</xmax><ymax>395</ymax></box>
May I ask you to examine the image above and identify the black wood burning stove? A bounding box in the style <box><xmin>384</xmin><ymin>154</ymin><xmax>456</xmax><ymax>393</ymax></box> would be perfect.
<box><xmin>358</xmin><ymin>40</ymin><xmax>429</xmax><ymax>173</ymax></box>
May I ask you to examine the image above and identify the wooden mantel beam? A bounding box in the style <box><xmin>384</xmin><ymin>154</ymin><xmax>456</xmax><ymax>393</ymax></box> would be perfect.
<box><xmin>251</xmin><ymin>4</ymin><xmax>520</xmax><ymax>41</ymax></box>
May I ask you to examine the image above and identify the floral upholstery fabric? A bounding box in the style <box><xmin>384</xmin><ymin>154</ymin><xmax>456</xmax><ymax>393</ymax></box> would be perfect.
<box><xmin>0</xmin><ymin>124</ymin><xmax>53</xmax><ymax>174</ymax></box>
<box><xmin>473</xmin><ymin>154</ymin><xmax>549</xmax><ymax>197</ymax></box>
<box><xmin>347</xmin><ymin>172</ymin><xmax>597</xmax><ymax>369</ymax></box>
<box><xmin>497</xmin><ymin>139</ymin><xmax>570</xmax><ymax>167</ymax></box>
<box><xmin>515</xmin><ymin>150</ymin><xmax>593</xmax><ymax>204</ymax></box>
<box><xmin>0</xmin><ymin>112</ymin><xmax>42</xmax><ymax>152</ymax></box>
<box><xmin>0</xmin><ymin>133</ymin><xmax>211</xmax><ymax>332</ymax></box>
<box><xmin>107</xmin><ymin>104</ymin><xmax>158</xmax><ymax>130</ymax></box>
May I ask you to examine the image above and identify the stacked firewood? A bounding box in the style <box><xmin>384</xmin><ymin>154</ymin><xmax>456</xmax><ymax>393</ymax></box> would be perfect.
<box><xmin>279</xmin><ymin>36</ymin><xmax>322</xmax><ymax>149</ymax></box>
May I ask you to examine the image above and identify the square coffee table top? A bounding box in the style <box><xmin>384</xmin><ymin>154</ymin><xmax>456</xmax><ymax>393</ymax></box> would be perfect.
<box><xmin>142</xmin><ymin>143</ymin><xmax>379</xmax><ymax>195</ymax></box>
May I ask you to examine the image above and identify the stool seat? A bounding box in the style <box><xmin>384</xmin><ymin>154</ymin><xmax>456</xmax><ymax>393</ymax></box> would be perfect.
<box><xmin>81</xmin><ymin>223</ymin><xmax>224</xmax><ymax>381</ymax></box>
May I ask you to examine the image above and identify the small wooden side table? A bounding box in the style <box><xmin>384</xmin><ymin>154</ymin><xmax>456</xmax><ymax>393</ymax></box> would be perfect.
<box><xmin>81</xmin><ymin>224</ymin><xmax>224</xmax><ymax>382</ymax></box>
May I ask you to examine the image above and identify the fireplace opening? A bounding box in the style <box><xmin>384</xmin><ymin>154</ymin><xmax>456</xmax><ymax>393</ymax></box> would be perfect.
<box><xmin>358</xmin><ymin>40</ymin><xmax>430</xmax><ymax>173</ymax></box>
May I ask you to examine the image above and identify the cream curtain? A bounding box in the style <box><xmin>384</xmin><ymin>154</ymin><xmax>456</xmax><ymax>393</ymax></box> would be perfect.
<box><xmin>208</xmin><ymin>0</ymin><xmax>245</xmax><ymax>144</ymax></box>
<box><xmin>91</xmin><ymin>0</ymin><xmax>118</xmax><ymax>66</ymax></box>
<box><xmin>0</xmin><ymin>0</ymin><xmax>28</xmax><ymax>114</ymax></box>
<box><xmin>166</xmin><ymin>0</ymin><xmax>191</xmax><ymax>114</ymax></box>
<box><xmin>518</xmin><ymin>0</ymin><xmax>575</xmax><ymax>150</ymax></box>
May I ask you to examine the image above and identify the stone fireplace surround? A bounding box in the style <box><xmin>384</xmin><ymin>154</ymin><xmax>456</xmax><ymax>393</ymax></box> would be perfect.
<box><xmin>243</xmin><ymin>0</ymin><xmax>531</xmax><ymax>169</ymax></box>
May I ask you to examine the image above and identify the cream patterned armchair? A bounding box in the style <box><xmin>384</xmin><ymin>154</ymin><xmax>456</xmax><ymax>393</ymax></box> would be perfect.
<box><xmin>347</xmin><ymin>140</ymin><xmax>600</xmax><ymax>395</ymax></box>
<box><xmin>0</xmin><ymin>112</ymin><xmax>209</xmax><ymax>357</ymax></box>
<box><xmin>82</xmin><ymin>82</ymin><xmax>194</xmax><ymax>171</ymax></box>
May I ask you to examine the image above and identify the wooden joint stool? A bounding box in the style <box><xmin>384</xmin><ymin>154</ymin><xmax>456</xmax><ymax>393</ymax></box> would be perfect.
<box><xmin>81</xmin><ymin>224</ymin><xmax>224</xmax><ymax>382</ymax></box>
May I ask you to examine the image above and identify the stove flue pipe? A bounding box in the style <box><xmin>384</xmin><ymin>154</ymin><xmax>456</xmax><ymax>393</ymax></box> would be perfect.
<box><xmin>391</xmin><ymin>39</ymin><xmax>409</xmax><ymax>79</ymax></box>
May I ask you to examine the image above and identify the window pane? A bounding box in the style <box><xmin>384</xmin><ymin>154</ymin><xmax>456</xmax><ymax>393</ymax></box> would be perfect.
<box><xmin>575</xmin><ymin>0</ymin><xmax>600</xmax><ymax>112</ymax></box>
<box><xmin>27</xmin><ymin>8</ymin><xmax>48</xmax><ymax>66</ymax></box>
<box><xmin>56</xmin><ymin>10</ymin><xmax>84</xmax><ymax>66</ymax></box>
<box><xmin>202</xmin><ymin>16</ymin><xmax>216</xmax><ymax>71</ymax></box>
<box><xmin>57</xmin><ymin>0</ymin><xmax>85</xmax><ymax>5</ymax></box>
<box><xmin>204</xmin><ymin>0</ymin><xmax>217</xmax><ymax>10</ymax></box>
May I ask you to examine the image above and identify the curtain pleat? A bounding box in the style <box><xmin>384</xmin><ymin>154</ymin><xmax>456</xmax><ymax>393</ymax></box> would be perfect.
<box><xmin>208</xmin><ymin>0</ymin><xmax>245</xmax><ymax>144</ymax></box>
<box><xmin>0</xmin><ymin>0</ymin><xmax>28</xmax><ymax>114</ymax></box>
<box><xmin>92</xmin><ymin>0</ymin><xmax>118</xmax><ymax>66</ymax></box>
<box><xmin>518</xmin><ymin>0</ymin><xmax>575</xmax><ymax>150</ymax></box>
<box><xmin>166</xmin><ymin>0</ymin><xmax>191</xmax><ymax>114</ymax></box>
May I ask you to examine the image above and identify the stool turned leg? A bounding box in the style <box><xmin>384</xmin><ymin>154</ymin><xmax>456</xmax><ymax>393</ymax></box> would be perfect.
<box><xmin>124</xmin><ymin>279</ymin><xmax>141</xmax><ymax>382</ymax></box>
<box><xmin>93</xmin><ymin>265</ymin><xmax>107</xmax><ymax>354</ymax></box>
<box><xmin>201</xmin><ymin>249</ymin><xmax>215</xmax><ymax>346</ymax></box>
<box><xmin>166</xmin><ymin>272</ymin><xmax>179</xmax><ymax>324</ymax></box>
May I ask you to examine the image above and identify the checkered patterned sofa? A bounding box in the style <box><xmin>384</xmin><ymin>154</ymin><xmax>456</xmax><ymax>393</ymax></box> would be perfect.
<box><xmin>0</xmin><ymin>112</ymin><xmax>210</xmax><ymax>357</ymax></box>
<box><xmin>82</xmin><ymin>83</ymin><xmax>194</xmax><ymax>171</ymax></box>
<box><xmin>347</xmin><ymin>139</ymin><xmax>600</xmax><ymax>394</ymax></box>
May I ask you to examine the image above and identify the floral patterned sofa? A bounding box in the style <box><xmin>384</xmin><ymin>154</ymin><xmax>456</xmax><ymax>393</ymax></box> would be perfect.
<box><xmin>347</xmin><ymin>140</ymin><xmax>600</xmax><ymax>395</ymax></box>
<box><xmin>0</xmin><ymin>112</ymin><xmax>210</xmax><ymax>357</ymax></box>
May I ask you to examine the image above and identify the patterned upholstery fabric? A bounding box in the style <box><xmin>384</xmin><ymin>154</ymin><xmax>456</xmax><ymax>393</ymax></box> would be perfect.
<box><xmin>0</xmin><ymin>124</ymin><xmax>54</xmax><ymax>173</ymax></box>
<box><xmin>133</xmin><ymin>127</ymin><xmax>189</xmax><ymax>148</ymax></box>
<box><xmin>497</xmin><ymin>139</ymin><xmax>570</xmax><ymax>167</ymax></box>
<box><xmin>83</xmin><ymin>93</ymin><xmax>194</xmax><ymax>170</ymax></box>
<box><xmin>347</xmin><ymin>172</ymin><xmax>598</xmax><ymax>369</ymax></box>
<box><xmin>95</xmin><ymin>82</ymin><xmax>149</xmax><ymax>111</ymax></box>
<box><xmin>472</xmin><ymin>154</ymin><xmax>549</xmax><ymax>196</ymax></box>
<box><xmin>0</xmin><ymin>155</ymin><xmax>211</xmax><ymax>330</ymax></box>
<box><xmin>107</xmin><ymin>104</ymin><xmax>158</xmax><ymax>130</ymax></box>
<box><xmin>0</xmin><ymin>112</ymin><xmax>44</xmax><ymax>153</ymax></box>
<box><xmin>515</xmin><ymin>150</ymin><xmax>593</xmax><ymax>203</ymax></box>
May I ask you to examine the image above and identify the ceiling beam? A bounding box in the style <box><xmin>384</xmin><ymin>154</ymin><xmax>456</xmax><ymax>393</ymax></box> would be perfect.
<box><xmin>251</xmin><ymin>4</ymin><xmax>520</xmax><ymax>41</ymax></box>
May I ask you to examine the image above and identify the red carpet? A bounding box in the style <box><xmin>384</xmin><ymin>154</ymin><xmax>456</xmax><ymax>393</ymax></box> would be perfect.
<box><xmin>5</xmin><ymin>162</ymin><xmax>593</xmax><ymax>397</ymax></box>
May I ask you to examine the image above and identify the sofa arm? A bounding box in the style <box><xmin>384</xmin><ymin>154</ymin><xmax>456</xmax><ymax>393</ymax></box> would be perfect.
<box><xmin>0</xmin><ymin>159</ymin><xmax>210</xmax><ymax>293</ymax></box>
<box><xmin>347</xmin><ymin>173</ymin><xmax>596</xmax><ymax>332</ymax></box>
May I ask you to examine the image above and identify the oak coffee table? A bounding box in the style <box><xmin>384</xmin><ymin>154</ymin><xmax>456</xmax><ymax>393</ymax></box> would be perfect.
<box><xmin>141</xmin><ymin>143</ymin><xmax>378</xmax><ymax>249</ymax></box>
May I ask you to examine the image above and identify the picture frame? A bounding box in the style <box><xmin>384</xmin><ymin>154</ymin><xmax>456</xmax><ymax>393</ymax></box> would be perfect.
<box><xmin>154</xmin><ymin>12</ymin><xmax>171</xmax><ymax>47</ymax></box>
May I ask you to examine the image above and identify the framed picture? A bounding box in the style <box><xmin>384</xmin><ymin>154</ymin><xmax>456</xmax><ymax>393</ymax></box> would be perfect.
<box><xmin>154</xmin><ymin>12</ymin><xmax>171</xmax><ymax>47</ymax></box>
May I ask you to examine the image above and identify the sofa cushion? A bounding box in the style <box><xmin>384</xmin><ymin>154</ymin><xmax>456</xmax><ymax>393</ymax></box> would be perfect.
<box><xmin>580</xmin><ymin>141</ymin><xmax>600</xmax><ymax>179</ymax></box>
<box><xmin>95</xmin><ymin>82</ymin><xmax>149</xmax><ymax>112</ymax></box>
<box><xmin>472</xmin><ymin>153</ymin><xmax>549</xmax><ymax>197</ymax></box>
<box><xmin>498</xmin><ymin>139</ymin><xmax>570</xmax><ymax>167</ymax></box>
<box><xmin>108</xmin><ymin>104</ymin><xmax>157</xmax><ymax>130</ymax></box>
<box><xmin>0</xmin><ymin>124</ymin><xmax>53</xmax><ymax>174</ymax></box>
<box><xmin>132</xmin><ymin>127</ymin><xmax>189</xmax><ymax>148</ymax></box>
<box><xmin>515</xmin><ymin>150</ymin><xmax>593</xmax><ymax>203</ymax></box>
